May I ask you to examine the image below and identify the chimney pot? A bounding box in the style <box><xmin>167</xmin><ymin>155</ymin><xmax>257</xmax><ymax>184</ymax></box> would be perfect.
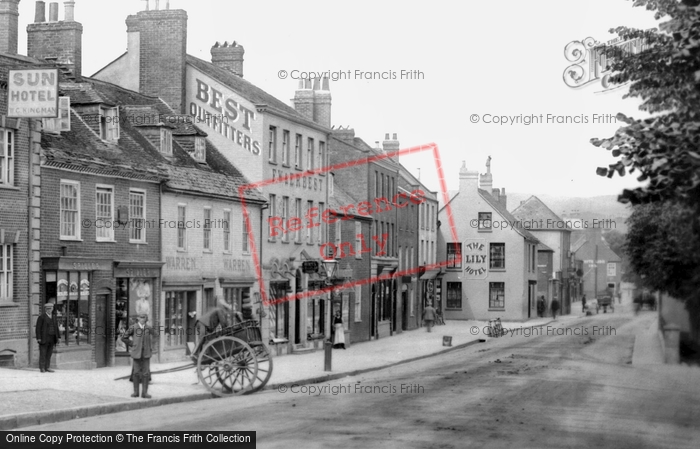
<box><xmin>392</xmin><ymin>133</ymin><xmax>397</xmax><ymax>140</ymax></box>
<box><xmin>49</xmin><ymin>2</ymin><xmax>58</xmax><ymax>21</ymax></box>
<box><xmin>64</xmin><ymin>1</ymin><xmax>75</xmax><ymax>21</ymax></box>
<box><xmin>35</xmin><ymin>1</ymin><xmax>46</xmax><ymax>22</ymax></box>
<box><xmin>385</xmin><ymin>133</ymin><xmax>390</xmax><ymax>140</ymax></box>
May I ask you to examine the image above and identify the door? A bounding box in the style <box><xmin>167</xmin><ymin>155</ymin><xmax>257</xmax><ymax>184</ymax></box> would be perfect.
<box><xmin>370</xmin><ymin>285</ymin><xmax>376</xmax><ymax>339</ymax></box>
<box><xmin>402</xmin><ymin>291</ymin><xmax>408</xmax><ymax>330</ymax></box>
<box><xmin>95</xmin><ymin>294</ymin><xmax>108</xmax><ymax>368</ymax></box>
<box><xmin>186</xmin><ymin>292</ymin><xmax>197</xmax><ymax>348</ymax></box>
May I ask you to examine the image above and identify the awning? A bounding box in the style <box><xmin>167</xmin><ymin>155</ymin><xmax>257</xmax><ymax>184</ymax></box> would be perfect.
<box><xmin>420</xmin><ymin>269</ymin><xmax>441</xmax><ymax>280</ymax></box>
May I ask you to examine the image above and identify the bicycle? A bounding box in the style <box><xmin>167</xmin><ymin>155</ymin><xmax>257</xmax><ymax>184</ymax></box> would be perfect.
<box><xmin>488</xmin><ymin>318</ymin><xmax>505</xmax><ymax>337</ymax></box>
<box><xmin>435</xmin><ymin>310</ymin><xmax>445</xmax><ymax>326</ymax></box>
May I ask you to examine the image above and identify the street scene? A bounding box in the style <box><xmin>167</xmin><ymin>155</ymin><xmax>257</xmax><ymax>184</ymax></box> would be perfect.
<box><xmin>1</xmin><ymin>0</ymin><xmax>699</xmax><ymax>447</ymax></box>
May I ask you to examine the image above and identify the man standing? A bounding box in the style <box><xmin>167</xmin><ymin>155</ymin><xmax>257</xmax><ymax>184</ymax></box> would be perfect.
<box><xmin>122</xmin><ymin>314</ymin><xmax>155</xmax><ymax>399</ymax></box>
<box><xmin>423</xmin><ymin>301</ymin><xmax>437</xmax><ymax>333</ymax></box>
<box><xmin>582</xmin><ymin>294</ymin><xmax>587</xmax><ymax>313</ymax></box>
<box><xmin>551</xmin><ymin>298</ymin><xmax>560</xmax><ymax>320</ymax></box>
<box><xmin>36</xmin><ymin>302</ymin><xmax>59</xmax><ymax>373</ymax></box>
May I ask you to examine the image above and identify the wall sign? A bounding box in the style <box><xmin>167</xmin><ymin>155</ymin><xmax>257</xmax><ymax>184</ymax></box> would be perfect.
<box><xmin>463</xmin><ymin>239</ymin><xmax>488</xmax><ymax>279</ymax></box>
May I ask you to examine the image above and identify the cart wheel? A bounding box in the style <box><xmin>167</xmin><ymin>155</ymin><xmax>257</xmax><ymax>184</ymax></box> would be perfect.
<box><xmin>244</xmin><ymin>342</ymin><xmax>273</xmax><ymax>394</ymax></box>
<box><xmin>197</xmin><ymin>336</ymin><xmax>258</xmax><ymax>396</ymax></box>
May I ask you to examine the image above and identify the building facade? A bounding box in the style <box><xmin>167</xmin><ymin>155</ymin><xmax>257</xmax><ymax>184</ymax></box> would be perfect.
<box><xmin>438</xmin><ymin>161</ymin><xmax>539</xmax><ymax>321</ymax></box>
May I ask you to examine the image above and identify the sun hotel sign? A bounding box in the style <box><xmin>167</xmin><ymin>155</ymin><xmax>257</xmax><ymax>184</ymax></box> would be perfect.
<box><xmin>562</xmin><ymin>31</ymin><xmax>652</xmax><ymax>92</ymax></box>
<box><xmin>7</xmin><ymin>69</ymin><xmax>59</xmax><ymax>118</ymax></box>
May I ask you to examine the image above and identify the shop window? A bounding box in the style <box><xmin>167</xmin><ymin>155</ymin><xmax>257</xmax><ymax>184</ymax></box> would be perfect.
<box><xmin>44</xmin><ymin>271</ymin><xmax>90</xmax><ymax>346</ymax></box>
<box><xmin>489</xmin><ymin>282</ymin><xmax>505</xmax><ymax>309</ymax></box>
<box><xmin>115</xmin><ymin>279</ymin><xmax>130</xmax><ymax>353</ymax></box>
<box><xmin>307</xmin><ymin>292</ymin><xmax>324</xmax><ymax>337</ymax></box>
<box><xmin>446</xmin><ymin>282</ymin><xmax>462</xmax><ymax>309</ymax></box>
<box><xmin>0</xmin><ymin>244</ymin><xmax>13</xmax><ymax>301</ymax></box>
<box><xmin>165</xmin><ymin>291</ymin><xmax>187</xmax><ymax>347</ymax></box>
<box><xmin>223</xmin><ymin>287</ymin><xmax>250</xmax><ymax>322</ymax></box>
<box><xmin>0</xmin><ymin>128</ymin><xmax>14</xmax><ymax>186</ymax></box>
<box><xmin>268</xmin><ymin>283</ymin><xmax>289</xmax><ymax>340</ymax></box>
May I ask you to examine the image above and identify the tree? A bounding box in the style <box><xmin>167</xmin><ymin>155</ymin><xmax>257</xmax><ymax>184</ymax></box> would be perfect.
<box><xmin>591</xmin><ymin>0</ymin><xmax>700</xmax><ymax>209</ymax></box>
<box><xmin>626</xmin><ymin>201</ymin><xmax>700</xmax><ymax>341</ymax></box>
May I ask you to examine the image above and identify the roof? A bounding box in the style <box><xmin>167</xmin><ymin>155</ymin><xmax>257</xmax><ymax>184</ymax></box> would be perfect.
<box><xmin>537</xmin><ymin>242</ymin><xmax>554</xmax><ymax>252</ymax></box>
<box><xmin>478</xmin><ymin>189</ymin><xmax>540</xmax><ymax>243</ymax></box>
<box><xmin>42</xmin><ymin>77</ymin><xmax>265</xmax><ymax>202</ymax></box>
<box><xmin>186</xmin><ymin>55</ymin><xmax>321</xmax><ymax>130</ymax></box>
<box><xmin>510</xmin><ymin>195</ymin><xmax>571</xmax><ymax>232</ymax></box>
<box><xmin>573</xmin><ymin>233</ymin><xmax>622</xmax><ymax>263</ymax></box>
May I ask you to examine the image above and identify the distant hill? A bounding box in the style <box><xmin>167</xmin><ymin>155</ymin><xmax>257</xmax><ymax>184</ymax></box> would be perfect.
<box><xmin>507</xmin><ymin>193</ymin><xmax>632</xmax><ymax>232</ymax></box>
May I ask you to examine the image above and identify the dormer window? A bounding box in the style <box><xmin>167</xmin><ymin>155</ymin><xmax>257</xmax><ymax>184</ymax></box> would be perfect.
<box><xmin>193</xmin><ymin>136</ymin><xmax>206</xmax><ymax>163</ymax></box>
<box><xmin>100</xmin><ymin>106</ymin><xmax>119</xmax><ymax>141</ymax></box>
<box><xmin>160</xmin><ymin>128</ymin><xmax>172</xmax><ymax>155</ymax></box>
<box><xmin>43</xmin><ymin>97</ymin><xmax>71</xmax><ymax>134</ymax></box>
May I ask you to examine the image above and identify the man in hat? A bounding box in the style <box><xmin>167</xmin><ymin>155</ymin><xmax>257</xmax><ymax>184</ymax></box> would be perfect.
<box><xmin>121</xmin><ymin>314</ymin><xmax>155</xmax><ymax>399</ymax></box>
<box><xmin>36</xmin><ymin>301</ymin><xmax>59</xmax><ymax>373</ymax></box>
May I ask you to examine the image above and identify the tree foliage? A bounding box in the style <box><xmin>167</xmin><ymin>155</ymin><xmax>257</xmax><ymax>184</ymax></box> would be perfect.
<box><xmin>591</xmin><ymin>0</ymin><xmax>700</xmax><ymax>208</ymax></box>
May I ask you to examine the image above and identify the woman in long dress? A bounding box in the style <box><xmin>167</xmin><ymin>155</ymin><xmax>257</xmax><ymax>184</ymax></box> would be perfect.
<box><xmin>332</xmin><ymin>310</ymin><xmax>346</xmax><ymax>349</ymax></box>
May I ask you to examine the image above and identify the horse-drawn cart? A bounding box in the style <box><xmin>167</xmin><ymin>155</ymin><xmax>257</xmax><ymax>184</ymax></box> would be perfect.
<box><xmin>118</xmin><ymin>320</ymin><xmax>273</xmax><ymax>396</ymax></box>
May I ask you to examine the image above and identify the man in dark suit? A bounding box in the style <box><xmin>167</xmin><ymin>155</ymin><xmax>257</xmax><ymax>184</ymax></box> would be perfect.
<box><xmin>36</xmin><ymin>302</ymin><xmax>59</xmax><ymax>373</ymax></box>
<box><xmin>121</xmin><ymin>314</ymin><xmax>155</xmax><ymax>399</ymax></box>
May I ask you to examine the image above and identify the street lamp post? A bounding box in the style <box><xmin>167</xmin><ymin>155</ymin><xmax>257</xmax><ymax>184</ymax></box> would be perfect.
<box><xmin>322</xmin><ymin>259</ymin><xmax>337</xmax><ymax>372</ymax></box>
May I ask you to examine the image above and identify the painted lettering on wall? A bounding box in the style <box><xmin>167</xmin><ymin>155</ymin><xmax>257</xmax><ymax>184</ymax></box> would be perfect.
<box><xmin>165</xmin><ymin>256</ymin><xmax>199</xmax><ymax>271</ymax></box>
<box><xmin>8</xmin><ymin>69</ymin><xmax>58</xmax><ymax>118</ymax></box>
<box><xmin>190</xmin><ymin>77</ymin><xmax>261</xmax><ymax>155</ymax></box>
<box><xmin>463</xmin><ymin>239</ymin><xmax>488</xmax><ymax>280</ymax></box>
<box><xmin>224</xmin><ymin>259</ymin><xmax>251</xmax><ymax>273</ymax></box>
<box><xmin>271</xmin><ymin>168</ymin><xmax>324</xmax><ymax>192</ymax></box>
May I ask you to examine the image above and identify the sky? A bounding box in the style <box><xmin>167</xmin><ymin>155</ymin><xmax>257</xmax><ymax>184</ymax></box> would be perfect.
<box><xmin>16</xmin><ymin>0</ymin><xmax>661</xmax><ymax>199</ymax></box>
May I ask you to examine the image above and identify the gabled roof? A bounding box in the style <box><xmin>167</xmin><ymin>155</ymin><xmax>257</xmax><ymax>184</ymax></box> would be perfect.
<box><xmin>510</xmin><ymin>195</ymin><xmax>571</xmax><ymax>232</ymax></box>
<box><xmin>537</xmin><ymin>242</ymin><xmax>554</xmax><ymax>252</ymax></box>
<box><xmin>479</xmin><ymin>189</ymin><xmax>539</xmax><ymax>243</ymax></box>
<box><xmin>573</xmin><ymin>233</ymin><xmax>621</xmax><ymax>263</ymax></box>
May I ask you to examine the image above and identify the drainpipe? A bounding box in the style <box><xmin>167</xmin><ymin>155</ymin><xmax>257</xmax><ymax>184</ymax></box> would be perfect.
<box><xmin>27</xmin><ymin>119</ymin><xmax>38</xmax><ymax>367</ymax></box>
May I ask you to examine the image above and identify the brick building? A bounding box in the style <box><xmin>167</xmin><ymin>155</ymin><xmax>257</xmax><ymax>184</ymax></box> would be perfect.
<box><xmin>93</xmin><ymin>6</ymin><xmax>334</xmax><ymax>355</ymax></box>
<box><xmin>0</xmin><ymin>0</ymin><xmax>43</xmax><ymax>368</ymax></box>
<box><xmin>328</xmin><ymin>127</ymin><xmax>401</xmax><ymax>339</ymax></box>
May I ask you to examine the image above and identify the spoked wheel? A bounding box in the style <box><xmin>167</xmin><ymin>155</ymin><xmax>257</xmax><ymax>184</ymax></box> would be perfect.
<box><xmin>244</xmin><ymin>342</ymin><xmax>273</xmax><ymax>394</ymax></box>
<box><xmin>197</xmin><ymin>336</ymin><xmax>258</xmax><ymax>396</ymax></box>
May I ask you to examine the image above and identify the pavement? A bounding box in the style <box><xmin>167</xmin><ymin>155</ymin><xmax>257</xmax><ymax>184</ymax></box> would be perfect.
<box><xmin>0</xmin><ymin>310</ymin><xmax>663</xmax><ymax>430</ymax></box>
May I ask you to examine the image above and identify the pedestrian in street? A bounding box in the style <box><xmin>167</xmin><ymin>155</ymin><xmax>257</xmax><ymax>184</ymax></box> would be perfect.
<box><xmin>537</xmin><ymin>296</ymin><xmax>545</xmax><ymax>318</ymax></box>
<box><xmin>551</xmin><ymin>298</ymin><xmax>560</xmax><ymax>320</ymax></box>
<box><xmin>122</xmin><ymin>313</ymin><xmax>155</xmax><ymax>399</ymax></box>
<box><xmin>332</xmin><ymin>310</ymin><xmax>346</xmax><ymax>349</ymax></box>
<box><xmin>36</xmin><ymin>301</ymin><xmax>59</xmax><ymax>373</ymax></box>
<box><xmin>582</xmin><ymin>294</ymin><xmax>587</xmax><ymax>313</ymax></box>
<box><xmin>423</xmin><ymin>301</ymin><xmax>437</xmax><ymax>332</ymax></box>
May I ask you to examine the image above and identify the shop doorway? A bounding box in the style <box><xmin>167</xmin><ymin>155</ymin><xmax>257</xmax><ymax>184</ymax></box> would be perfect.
<box><xmin>401</xmin><ymin>290</ymin><xmax>408</xmax><ymax>331</ymax></box>
<box><xmin>95</xmin><ymin>292</ymin><xmax>109</xmax><ymax>368</ymax></box>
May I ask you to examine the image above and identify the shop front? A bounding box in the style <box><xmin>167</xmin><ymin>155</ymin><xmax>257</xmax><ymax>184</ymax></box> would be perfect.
<box><xmin>113</xmin><ymin>262</ymin><xmax>164</xmax><ymax>366</ymax></box>
<box><xmin>41</xmin><ymin>257</ymin><xmax>112</xmax><ymax>370</ymax></box>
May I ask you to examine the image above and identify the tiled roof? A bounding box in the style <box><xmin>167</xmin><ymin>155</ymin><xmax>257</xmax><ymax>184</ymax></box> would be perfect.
<box><xmin>42</xmin><ymin>78</ymin><xmax>265</xmax><ymax>202</ymax></box>
<box><xmin>511</xmin><ymin>196</ymin><xmax>571</xmax><ymax>231</ymax></box>
<box><xmin>186</xmin><ymin>55</ymin><xmax>316</xmax><ymax>126</ymax></box>
<box><xmin>479</xmin><ymin>189</ymin><xmax>539</xmax><ymax>243</ymax></box>
<box><xmin>537</xmin><ymin>242</ymin><xmax>554</xmax><ymax>252</ymax></box>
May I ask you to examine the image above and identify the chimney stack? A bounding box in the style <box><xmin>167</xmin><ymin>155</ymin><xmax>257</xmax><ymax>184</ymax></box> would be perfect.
<box><xmin>382</xmin><ymin>133</ymin><xmax>400</xmax><ymax>162</ymax></box>
<box><xmin>0</xmin><ymin>0</ymin><xmax>21</xmax><ymax>55</ymax></box>
<box><xmin>127</xmin><ymin>8</ymin><xmax>188</xmax><ymax>113</ymax></box>
<box><xmin>48</xmin><ymin>1</ymin><xmax>57</xmax><ymax>21</ymax></box>
<box><xmin>211</xmin><ymin>41</ymin><xmax>245</xmax><ymax>77</ymax></box>
<box><xmin>312</xmin><ymin>75</ymin><xmax>331</xmax><ymax>128</ymax></box>
<box><xmin>292</xmin><ymin>78</ymin><xmax>315</xmax><ymax>123</ymax></box>
<box><xmin>27</xmin><ymin>0</ymin><xmax>83</xmax><ymax>79</ymax></box>
<box><xmin>500</xmin><ymin>188</ymin><xmax>507</xmax><ymax>209</ymax></box>
<box><xmin>459</xmin><ymin>161</ymin><xmax>479</xmax><ymax>193</ymax></box>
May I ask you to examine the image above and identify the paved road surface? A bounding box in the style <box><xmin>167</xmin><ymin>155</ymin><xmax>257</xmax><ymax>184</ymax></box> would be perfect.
<box><xmin>26</xmin><ymin>311</ymin><xmax>700</xmax><ymax>448</ymax></box>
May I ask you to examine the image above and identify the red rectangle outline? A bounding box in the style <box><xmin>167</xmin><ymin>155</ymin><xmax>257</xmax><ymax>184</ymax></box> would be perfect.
<box><xmin>238</xmin><ymin>143</ymin><xmax>460</xmax><ymax>307</ymax></box>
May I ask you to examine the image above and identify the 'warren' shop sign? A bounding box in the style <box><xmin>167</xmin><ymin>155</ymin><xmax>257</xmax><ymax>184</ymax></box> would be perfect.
<box><xmin>8</xmin><ymin>68</ymin><xmax>59</xmax><ymax>118</ymax></box>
